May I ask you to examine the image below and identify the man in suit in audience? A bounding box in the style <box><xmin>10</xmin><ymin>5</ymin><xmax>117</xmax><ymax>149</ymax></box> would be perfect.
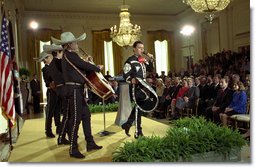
<box><xmin>204</xmin><ymin>77</ymin><xmax>233</xmax><ymax>124</ymax></box>
<box><xmin>207</xmin><ymin>74</ymin><xmax>221</xmax><ymax>107</ymax></box>
<box><xmin>197</xmin><ymin>76</ymin><xmax>210</xmax><ymax>116</ymax></box>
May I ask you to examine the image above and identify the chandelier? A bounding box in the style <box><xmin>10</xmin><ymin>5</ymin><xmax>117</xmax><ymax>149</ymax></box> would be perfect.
<box><xmin>110</xmin><ymin>1</ymin><xmax>141</xmax><ymax>47</ymax></box>
<box><xmin>183</xmin><ymin>0</ymin><xmax>232</xmax><ymax>23</ymax></box>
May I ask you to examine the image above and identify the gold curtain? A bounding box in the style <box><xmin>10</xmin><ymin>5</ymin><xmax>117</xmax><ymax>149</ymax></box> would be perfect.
<box><xmin>92</xmin><ymin>29</ymin><xmax>122</xmax><ymax>75</ymax></box>
<box><xmin>27</xmin><ymin>28</ymin><xmax>62</xmax><ymax>77</ymax></box>
<box><xmin>147</xmin><ymin>30</ymin><xmax>175</xmax><ymax>71</ymax></box>
<box><xmin>112</xmin><ymin>42</ymin><xmax>122</xmax><ymax>75</ymax></box>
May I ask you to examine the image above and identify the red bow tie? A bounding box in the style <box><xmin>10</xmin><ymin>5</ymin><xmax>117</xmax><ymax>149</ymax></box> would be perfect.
<box><xmin>138</xmin><ymin>56</ymin><xmax>146</xmax><ymax>63</ymax></box>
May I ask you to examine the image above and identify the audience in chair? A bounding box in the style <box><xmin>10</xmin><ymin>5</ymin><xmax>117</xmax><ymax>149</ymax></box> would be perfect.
<box><xmin>204</xmin><ymin>77</ymin><xmax>234</xmax><ymax>124</ymax></box>
<box><xmin>175</xmin><ymin>78</ymin><xmax>200</xmax><ymax>118</ymax></box>
<box><xmin>219</xmin><ymin>81</ymin><xmax>247</xmax><ymax>126</ymax></box>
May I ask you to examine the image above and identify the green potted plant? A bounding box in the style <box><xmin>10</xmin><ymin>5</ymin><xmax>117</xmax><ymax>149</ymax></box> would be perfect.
<box><xmin>19</xmin><ymin>67</ymin><xmax>30</xmax><ymax>78</ymax></box>
<box><xmin>112</xmin><ymin>117</ymin><xmax>246</xmax><ymax>162</ymax></box>
<box><xmin>88</xmin><ymin>103</ymin><xmax>118</xmax><ymax>113</ymax></box>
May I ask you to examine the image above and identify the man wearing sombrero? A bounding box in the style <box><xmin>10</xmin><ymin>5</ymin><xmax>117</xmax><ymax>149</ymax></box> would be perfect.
<box><xmin>37</xmin><ymin>50</ymin><xmax>61</xmax><ymax>139</ymax></box>
<box><xmin>51</xmin><ymin>32</ymin><xmax>103</xmax><ymax>158</ymax></box>
<box><xmin>42</xmin><ymin>44</ymin><xmax>70</xmax><ymax>145</ymax></box>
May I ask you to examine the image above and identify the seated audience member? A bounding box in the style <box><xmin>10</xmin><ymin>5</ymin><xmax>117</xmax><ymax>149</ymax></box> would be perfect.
<box><xmin>244</xmin><ymin>74</ymin><xmax>250</xmax><ymax>99</ymax></box>
<box><xmin>104</xmin><ymin>71</ymin><xmax>112</xmax><ymax>81</ymax></box>
<box><xmin>207</xmin><ymin>74</ymin><xmax>221</xmax><ymax>106</ymax></box>
<box><xmin>159</xmin><ymin>71</ymin><xmax>167</xmax><ymax>82</ymax></box>
<box><xmin>175</xmin><ymin>78</ymin><xmax>200</xmax><ymax>119</ymax></box>
<box><xmin>197</xmin><ymin>76</ymin><xmax>210</xmax><ymax>116</ymax></box>
<box><xmin>106</xmin><ymin>79</ymin><xmax>120</xmax><ymax>104</ymax></box>
<box><xmin>153</xmin><ymin>77</ymin><xmax>174</xmax><ymax>119</ymax></box>
<box><xmin>170</xmin><ymin>78</ymin><xmax>189</xmax><ymax>119</ymax></box>
<box><xmin>204</xmin><ymin>77</ymin><xmax>234</xmax><ymax>124</ymax></box>
<box><xmin>194</xmin><ymin>77</ymin><xmax>200</xmax><ymax>87</ymax></box>
<box><xmin>156</xmin><ymin>78</ymin><xmax>166</xmax><ymax>103</ymax></box>
<box><xmin>219</xmin><ymin>81</ymin><xmax>247</xmax><ymax>126</ymax></box>
<box><xmin>146</xmin><ymin>76</ymin><xmax>156</xmax><ymax>91</ymax></box>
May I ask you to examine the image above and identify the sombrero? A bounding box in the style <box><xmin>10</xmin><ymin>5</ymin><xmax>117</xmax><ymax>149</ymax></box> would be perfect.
<box><xmin>51</xmin><ymin>32</ymin><xmax>86</xmax><ymax>45</ymax></box>
<box><xmin>36</xmin><ymin>51</ymin><xmax>50</xmax><ymax>62</ymax></box>
<box><xmin>43</xmin><ymin>44</ymin><xmax>63</xmax><ymax>53</ymax></box>
<box><xmin>132</xmin><ymin>78</ymin><xmax>159</xmax><ymax>113</ymax></box>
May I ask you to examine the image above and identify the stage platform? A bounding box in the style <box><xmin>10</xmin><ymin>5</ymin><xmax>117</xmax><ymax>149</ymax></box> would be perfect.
<box><xmin>8</xmin><ymin>112</ymin><xmax>170</xmax><ymax>162</ymax></box>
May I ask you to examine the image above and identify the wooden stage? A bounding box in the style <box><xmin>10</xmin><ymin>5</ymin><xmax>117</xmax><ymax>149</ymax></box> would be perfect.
<box><xmin>8</xmin><ymin>112</ymin><xmax>169</xmax><ymax>162</ymax></box>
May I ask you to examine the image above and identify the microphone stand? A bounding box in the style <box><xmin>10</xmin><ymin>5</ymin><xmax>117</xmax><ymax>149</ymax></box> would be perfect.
<box><xmin>98</xmin><ymin>98</ymin><xmax>115</xmax><ymax>137</ymax></box>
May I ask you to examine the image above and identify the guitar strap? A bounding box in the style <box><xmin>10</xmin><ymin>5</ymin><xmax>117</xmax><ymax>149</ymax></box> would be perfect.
<box><xmin>63</xmin><ymin>53</ymin><xmax>90</xmax><ymax>84</ymax></box>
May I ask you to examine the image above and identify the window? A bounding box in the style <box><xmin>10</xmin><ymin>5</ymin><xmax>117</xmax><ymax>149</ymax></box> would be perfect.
<box><xmin>154</xmin><ymin>40</ymin><xmax>169</xmax><ymax>75</ymax></box>
<box><xmin>104</xmin><ymin>41</ymin><xmax>115</xmax><ymax>76</ymax></box>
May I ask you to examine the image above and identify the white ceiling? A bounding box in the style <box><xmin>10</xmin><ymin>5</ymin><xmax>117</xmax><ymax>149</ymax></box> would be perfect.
<box><xmin>23</xmin><ymin>0</ymin><xmax>190</xmax><ymax>16</ymax></box>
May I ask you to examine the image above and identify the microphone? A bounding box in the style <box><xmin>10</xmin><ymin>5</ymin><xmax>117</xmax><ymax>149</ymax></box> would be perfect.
<box><xmin>142</xmin><ymin>51</ymin><xmax>148</xmax><ymax>55</ymax></box>
<box><xmin>143</xmin><ymin>51</ymin><xmax>154</xmax><ymax>60</ymax></box>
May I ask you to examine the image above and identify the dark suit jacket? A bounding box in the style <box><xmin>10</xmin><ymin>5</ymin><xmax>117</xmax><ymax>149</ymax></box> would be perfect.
<box><xmin>171</xmin><ymin>84</ymin><xmax>182</xmax><ymax>99</ymax></box>
<box><xmin>214</xmin><ymin>87</ymin><xmax>234</xmax><ymax>112</ymax></box>
<box><xmin>184</xmin><ymin>86</ymin><xmax>200</xmax><ymax>108</ymax></box>
<box><xmin>30</xmin><ymin>79</ymin><xmax>40</xmax><ymax>97</ymax></box>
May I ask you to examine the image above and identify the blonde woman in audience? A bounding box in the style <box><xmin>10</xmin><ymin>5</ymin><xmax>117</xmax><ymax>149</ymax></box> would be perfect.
<box><xmin>156</xmin><ymin>78</ymin><xmax>166</xmax><ymax>101</ymax></box>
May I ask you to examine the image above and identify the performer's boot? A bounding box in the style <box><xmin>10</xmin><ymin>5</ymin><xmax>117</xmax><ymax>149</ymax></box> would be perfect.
<box><xmin>69</xmin><ymin>138</ymin><xmax>85</xmax><ymax>158</ymax></box>
<box><xmin>121</xmin><ymin>123</ymin><xmax>131</xmax><ymax>137</ymax></box>
<box><xmin>70</xmin><ymin>150</ymin><xmax>85</xmax><ymax>159</ymax></box>
<box><xmin>46</xmin><ymin>131</ymin><xmax>55</xmax><ymax>138</ymax></box>
<box><xmin>56</xmin><ymin>125</ymin><xmax>62</xmax><ymax>135</ymax></box>
<box><xmin>134</xmin><ymin>129</ymin><xmax>144</xmax><ymax>139</ymax></box>
<box><xmin>58</xmin><ymin>136</ymin><xmax>70</xmax><ymax>145</ymax></box>
<box><xmin>87</xmin><ymin>141</ymin><xmax>103</xmax><ymax>152</ymax></box>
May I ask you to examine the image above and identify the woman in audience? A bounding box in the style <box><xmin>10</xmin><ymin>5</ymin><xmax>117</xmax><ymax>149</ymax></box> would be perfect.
<box><xmin>170</xmin><ymin>78</ymin><xmax>189</xmax><ymax>119</ymax></box>
<box><xmin>156</xmin><ymin>78</ymin><xmax>166</xmax><ymax>102</ymax></box>
<box><xmin>219</xmin><ymin>81</ymin><xmax>247</xmax><ymax>126</ymax></box>
<box><xmin>174</xmin><ymin>78</ymin><xmax>199</xmax><ymax>119</ymax></box>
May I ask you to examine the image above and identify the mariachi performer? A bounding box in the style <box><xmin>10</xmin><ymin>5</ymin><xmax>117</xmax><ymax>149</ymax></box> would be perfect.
<box><xmin>37</xmin><ymin>51</ymin><xmax>61</xmax><ymax>138</ymax></box>
<box><xmin>51</xmin><ymin>32</ymin><xmax>103</xmax><ymax>158</ymax></box>
<box><xmin>121</xmin><ymin>40</ymin><xmax>159</xmax><ymax>138</ymax></box>
<box><xmin>42</xmin><ymin>44</ymin><xmax>70</xmax><ymax>145</ymax></box>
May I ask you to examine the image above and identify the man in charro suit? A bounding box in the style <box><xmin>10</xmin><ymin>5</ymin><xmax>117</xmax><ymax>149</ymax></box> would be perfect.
<box><xmin>51</xmin><ymin>32</ymin><xmax>103</xmax><ymax>159</ymax></box>
<box><xmin>121</xmin><ymin>40</ymin><xmax>154</xmax><ymax>139</ymax></box>
<box><xmin>37</xmin><ymin>51</ymin><xmax>61</xmax><ymax>138</ymax></box>
<box><xmin>41</xmin><ymin>44</ymin><xmax>70</xmax><ymax>145</ymax></box>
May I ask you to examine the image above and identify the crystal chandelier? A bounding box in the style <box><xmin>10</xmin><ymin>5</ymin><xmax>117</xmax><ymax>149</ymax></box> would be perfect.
<box><xmin>183</xmin><ymin>0</ymin><xmax>232</xmax><ymax>23</ymax></box>
<box><xmin>110</xmin><ymin>1</ymin><xmax>141</xmax><ymax>47</ymax></box>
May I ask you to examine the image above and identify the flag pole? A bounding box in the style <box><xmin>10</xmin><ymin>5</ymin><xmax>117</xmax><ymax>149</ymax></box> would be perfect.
<box><xmin>1</xmin><ymin>0</ymin><xmax>4</xmax><ymax>14</ymax></box>
<box><xmin>8</xmin><ymin>119</ymin><xmax>13</xmax><ymax>150</ymax></box>
<box><xmin>17</xmin><ymin>114</ymin><xmax>20</xmax><ymax>135</ymax></box>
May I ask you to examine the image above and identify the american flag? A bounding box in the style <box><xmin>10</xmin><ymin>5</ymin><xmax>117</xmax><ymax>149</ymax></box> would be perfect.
<box><xmin>0</xmin><ymin>14</ymin><xmax>15</xmax><ymax>127</ymax></box>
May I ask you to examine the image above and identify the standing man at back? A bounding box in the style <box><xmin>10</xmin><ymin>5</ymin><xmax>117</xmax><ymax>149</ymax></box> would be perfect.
<box><xmin>30</xmin><ymin>74</ymin><xmax>41</xmax><ymax>114</ymax></box>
